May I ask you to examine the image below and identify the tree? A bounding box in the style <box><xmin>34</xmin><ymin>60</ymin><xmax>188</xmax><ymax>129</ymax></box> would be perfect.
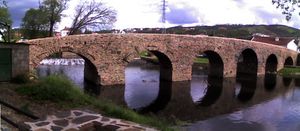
<box><xmin>21</xmin><ymin>8</ymin><xmax>49</xmax><ymax>39</ymax></box>
<box><xmin>69</xmin><ymin>0</ymin><xmax>116</xmax><ymax>35</ymax></box>
<box><xmin>272</xmin><ymin>0</ymin><xmax>300</xmax><ymax>20</ymax></box>
<box><xmin>0</xmin><ymin>0</ymin><xmax>12</xmax><ymax>42</ymax></box>
<box><xmin>40</xmin><ymin>0</ymin><xmax>69</xmax><ymax>36</ymax></box>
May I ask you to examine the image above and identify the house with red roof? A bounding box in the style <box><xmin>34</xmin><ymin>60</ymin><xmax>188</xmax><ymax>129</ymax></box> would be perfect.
<box><xmin>251</xmin><ymin>33</ymin><xmax>299</xmax><ymax>52</ymax></box>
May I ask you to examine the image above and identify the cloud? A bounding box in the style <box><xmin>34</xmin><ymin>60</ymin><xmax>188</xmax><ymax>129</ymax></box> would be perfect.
<box><xmin>166</xmin><ymin>3</ymin><xmax>199</xmax><ymax>25</ymax></box>
<box><xmin>5</xmin><ymin>0</ymin><xmax>300</xmax><ymax>29</ymax></box>
<box><xmin>8</xmin><ymin>0</ymin><xmax>39</xmax><ymax>27</ymax></box>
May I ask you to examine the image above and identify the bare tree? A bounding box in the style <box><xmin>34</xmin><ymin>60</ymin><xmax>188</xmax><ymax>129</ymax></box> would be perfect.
<box><xmin>272</xmin><ymin>0</ymin><xmax>300</xmax><ymax>20</ymax></box>
<box><xmin>69</xmin><ymin>0</ymin><xmax>116</xmax><ymax>35</ymax></box>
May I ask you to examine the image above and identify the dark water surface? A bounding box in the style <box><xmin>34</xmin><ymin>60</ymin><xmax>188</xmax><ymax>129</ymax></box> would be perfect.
<box><xmin>37</xmin><ymin>59</ymin><xmax>300</xmax><ymax>131</ymax></box>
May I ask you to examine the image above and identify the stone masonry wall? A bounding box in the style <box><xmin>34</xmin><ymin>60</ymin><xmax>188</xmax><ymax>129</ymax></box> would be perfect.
<box><xmin>24</xmin><ymin>34</ymin><xmax>298</xmax><ymax>85</ymax></box>
<box><xmin>0</xmin><ymin>43</ymin><xmax>29</xmax><ymax>79</ymax></box>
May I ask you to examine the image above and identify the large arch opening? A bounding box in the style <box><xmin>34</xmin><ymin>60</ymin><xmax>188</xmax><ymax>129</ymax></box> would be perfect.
<box><xmin>236</xmin><ymin>49</ymin><xmax>258</xmax><ymax>77</ymax></box>
<box><xmin>190</xmin><ymin>50</ymin><xmax>223</xmax><ymax>106</ymax></box>
<box><xmin>264</xmin><ymin>54</ymin><xmax>278</xmax><ymax>91</ymax></box>
<box><xmin>37</xmin><ymin>51</ymin><xmax>100</xmax><ymax>95</ymax></box>
<box><xmin>284</xmin><ymin>57</ymin><xmax>294</xmax><ymax>67</ymax></box>
<box><xmin>192</xmin><ymin>50</ymin><xmax>224</xmax><ymax>77</ymax></box>
<box><xmin>124</xmin><ymin>50</ymin><xmax>172</xmax><ymax>111</ymax></box>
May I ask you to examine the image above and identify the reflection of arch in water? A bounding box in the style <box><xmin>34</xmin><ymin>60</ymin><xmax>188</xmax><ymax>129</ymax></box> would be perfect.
<box><xmin>236</xmin><ymin>75</ymin><xmax>257</xmax><ymax>102</ymax></box>
<box><xmin>236</xmin><ymin>49</ymin><xmax>258</xmax><ymax>77</ymax></box>
<box><xmin>295</xmin><ymin>78</ymin><xmax>300</xmax><ymax>87</ymax></box>
<box><xmin>191</xmin><ymin>75</ymin><xmax>223</xmax><ymax>107</ymax></box>
<box><xmin>138</xmin><ymin>80</ymin><xmax>172</xmax><ymax>113</ymax></box>
<box><xmin>284</xmin><ymin>56</ymin><xmax>294</xmax><ymax>67</ymax></box>
<box><xmin>124</xmin><ymin>50</ymin><xmax>172</xmax><ymax>111</ymax></box>
<box><xmin>283</xmin><ymin>77</ymin><xmax>292</xmax><ymax>87</ymax></box>
<box><xmin>264</xmin><ymin>54</ymin><xmax>278</xmax><ymax>91</ymax></box>
<box><xmin>264</xmin><ymin>74</ymin><xmax>277</xmax><ymax>91</ymax></box>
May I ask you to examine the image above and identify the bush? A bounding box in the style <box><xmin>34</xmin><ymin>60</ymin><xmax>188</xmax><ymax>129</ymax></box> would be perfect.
<box><xmin>16</xmin><ymin>75</ymin><xmax>89</xmax><ymax>105</ymax></box>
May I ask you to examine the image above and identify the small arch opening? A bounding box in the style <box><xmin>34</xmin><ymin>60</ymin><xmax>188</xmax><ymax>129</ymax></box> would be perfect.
<box><xmin>265</xmin><ymin>54</ymin><xmax>278</xmax><ymax>74</ymax></box>
<box><xmin>284</xmin><ymin>57</ymin><xmax>294</xmax><ymax>67</ymax></box>
<box><xmin>236</xmin><ymin>49</ymin><xmax>258</xmax><ymax>77</ymax></box>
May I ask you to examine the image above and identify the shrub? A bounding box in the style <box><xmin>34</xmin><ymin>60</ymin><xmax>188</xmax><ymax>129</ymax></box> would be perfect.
<box><xmin>16</xmin><ymin>75</ymin><xmax>89</xmax><ymax>105</ymax></box>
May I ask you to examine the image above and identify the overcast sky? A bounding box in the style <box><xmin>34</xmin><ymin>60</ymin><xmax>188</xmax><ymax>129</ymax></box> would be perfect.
<box><xmin>7</xmin><ymin>0</ymin><xmax>300</xmax><ymax>30</ymax></box>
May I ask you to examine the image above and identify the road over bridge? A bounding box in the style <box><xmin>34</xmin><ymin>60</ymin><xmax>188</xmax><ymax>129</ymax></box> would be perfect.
<box><xmin>24</xmin><ymin>34</ymin><xmax>298</xmax><ymax>85</ymax></box>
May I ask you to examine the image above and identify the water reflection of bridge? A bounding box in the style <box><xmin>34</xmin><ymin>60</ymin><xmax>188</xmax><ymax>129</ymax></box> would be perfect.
<box><xmin>94</xmin><ymin>74</ymin><xmax>295</xmax><ymax>122</ymax></box>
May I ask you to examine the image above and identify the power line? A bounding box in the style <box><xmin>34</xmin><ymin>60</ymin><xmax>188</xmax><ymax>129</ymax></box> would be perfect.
<box><xmin>162</xmin><ymin>0</ymin><xmax>166</xmax><ymax>34</ymax></box>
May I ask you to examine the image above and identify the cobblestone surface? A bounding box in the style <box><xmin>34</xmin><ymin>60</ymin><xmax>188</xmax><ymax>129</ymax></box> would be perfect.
<box><xmin>24</xmin><ymin>110</ymin><xmax>157</xmax><ymax>131</ymax></box>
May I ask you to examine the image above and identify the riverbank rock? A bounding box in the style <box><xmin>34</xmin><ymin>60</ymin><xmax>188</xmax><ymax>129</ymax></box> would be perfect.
<box><xmin>23</xmin><ymin>110</ymin><xmax>157</xmax><ymax>131</ymax></box>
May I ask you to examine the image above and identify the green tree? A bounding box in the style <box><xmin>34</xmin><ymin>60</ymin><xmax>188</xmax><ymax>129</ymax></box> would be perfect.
<box><xmin>40</xmin><ymin>0</ymin><xmax>69</xmax><ymax>37</ymax></box>
<box><xmin>0</xmin><ymin>0</ymin><xmax>12</xmax><ymax>42</ymax></box>
<box><xmin>69</xmin><ymin>0</ymin><xmax>116</xmax><ymax>35</ymax></box>
<box><xmin>21</xmin><ymin>8</ymin><xmax>49</xmax><ymax>39</ymax></box>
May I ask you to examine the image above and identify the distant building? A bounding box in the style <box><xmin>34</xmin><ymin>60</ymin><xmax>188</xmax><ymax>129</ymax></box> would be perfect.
<box><xmin>251</xmin><ymin>34</ymin><xmax>299</xmax><ymax>52</ymax></box>
<box><xmin>61</xmin><ymin>27</ymin><xmax>70</xmax><ymax>37</ymax></box>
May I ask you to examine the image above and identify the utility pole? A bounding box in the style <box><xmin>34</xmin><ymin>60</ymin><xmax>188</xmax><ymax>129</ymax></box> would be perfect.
<box><xmin>162</xmin><ymin>0</ymin><xmax>166</xmax><ymax>34</ymax></box>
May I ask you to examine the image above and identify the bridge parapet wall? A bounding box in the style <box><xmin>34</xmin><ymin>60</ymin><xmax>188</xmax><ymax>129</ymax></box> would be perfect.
<box><xmin>25</xmin><ymin>34</ymin><xmax>298</xmax><ymax>85</ymax></box>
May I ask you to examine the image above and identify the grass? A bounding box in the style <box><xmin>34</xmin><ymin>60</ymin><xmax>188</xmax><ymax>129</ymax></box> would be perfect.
<box><xmin>15</xmin><ymin>75</ymin><xmax>174</xmax><ymax>130</ymax></box>
<box><xmin>278</xmin><ymin>66</ymin><xmax>300</xmax><ymax>76</ymax></box>
<box><xmin>194</xmin><ymin>57</ymin><xmax>209</xmax><ymax>64</ymax></box>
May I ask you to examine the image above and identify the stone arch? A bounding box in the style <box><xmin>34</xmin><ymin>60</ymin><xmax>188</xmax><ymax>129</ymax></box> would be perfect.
<box><xmin>33</xmin><ymin>47</ymin><xmax>96</xmax><ymax>68</ymax></box>
<box><xmin>149</xmin><ymin>50</ymin><xmax>173</xmax><ymax>81</ymax></box>
<box><xmin>284</xmin><ymin>56</ymin><xmax>294</xmax><ymax>66</ymax></box>
<box><xmin>264</xmin><ymin>54</ymin><xmax>278</xmax><ymax>91</ymax></box>
<box><xmin>265</xmin><ymin>54</ymin><xmax>278</xmax><ymax>73</ymax></box>
<box><xmin>203</xmin><ymin>50</ymin><xmax>224</xmax><ymax>77</ymax></box>
<box><xmin>236</xmin><ymin>48</ymin><xmax>258</xmax><ymax>77</ymax></box>
<box><xmin>34</xmin><ymin>47</ymin><xmax>101</xmax><ymax>85</ymax></box>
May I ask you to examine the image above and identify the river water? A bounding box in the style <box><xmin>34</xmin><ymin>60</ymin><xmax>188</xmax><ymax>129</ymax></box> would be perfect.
<box><xmin>37</xmin><ymin>58</ymin><xmax>300</xmax><ymax>131</ymax></box>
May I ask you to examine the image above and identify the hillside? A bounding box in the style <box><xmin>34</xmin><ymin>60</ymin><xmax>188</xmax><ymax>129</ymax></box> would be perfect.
<box><xmin>130</xmin><ymin>24</ymin><xmax>300</xmax><ymax>40</ymax></box>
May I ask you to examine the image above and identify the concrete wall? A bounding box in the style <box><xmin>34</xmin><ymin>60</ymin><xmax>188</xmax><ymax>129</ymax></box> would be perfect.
<box><xmin>0</xmin><ymin>43</ymin><xmax>29</xmax><ymax>79</ymax></box>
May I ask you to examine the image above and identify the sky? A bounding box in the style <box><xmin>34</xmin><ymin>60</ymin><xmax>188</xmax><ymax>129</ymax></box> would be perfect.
<box><xmin>6</xmin><ymin>0</ymin><xmax>300</xmax><ymax>31</ymax></box>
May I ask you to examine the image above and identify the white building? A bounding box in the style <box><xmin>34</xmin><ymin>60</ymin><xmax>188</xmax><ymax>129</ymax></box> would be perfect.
<box><xmin>61</xmin><ymin>27</ymin><xmax>70</xmax><ymax>37</ymax></box>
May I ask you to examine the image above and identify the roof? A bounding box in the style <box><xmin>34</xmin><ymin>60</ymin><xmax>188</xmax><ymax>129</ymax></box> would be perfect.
<box><xmin>61</xmin><ymin>27</ymin><xmax>71</xmax><ymax>31</ymax></box>
<box><xmin>251</xmin><ymin>35</ymin><xmax>294</xmax><ymax>46</ymax></box>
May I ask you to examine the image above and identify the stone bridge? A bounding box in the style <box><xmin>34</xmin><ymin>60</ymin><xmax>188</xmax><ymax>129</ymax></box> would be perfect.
<box><xmin>24</xmin><ymin>34</ymin><xmax>298</xmax><ymax>85</ymax></box>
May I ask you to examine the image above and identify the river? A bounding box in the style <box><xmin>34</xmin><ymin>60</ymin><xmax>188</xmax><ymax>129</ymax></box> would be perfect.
<box><xmin>37</xmin><ymin>58</ymin><xmax>300</xmax><ymax>131</ymax></box>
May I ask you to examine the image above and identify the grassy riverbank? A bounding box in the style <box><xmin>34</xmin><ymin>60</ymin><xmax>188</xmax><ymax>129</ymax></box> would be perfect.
<box><xmin>278</xmin><ymin>66</ymin><xmax>300</xmax><ymax>77</ymax></box>
<box><xmin>15</xmin><ymin>75</ymin><xmax>175</xmax><ymax>131</ymax></box>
